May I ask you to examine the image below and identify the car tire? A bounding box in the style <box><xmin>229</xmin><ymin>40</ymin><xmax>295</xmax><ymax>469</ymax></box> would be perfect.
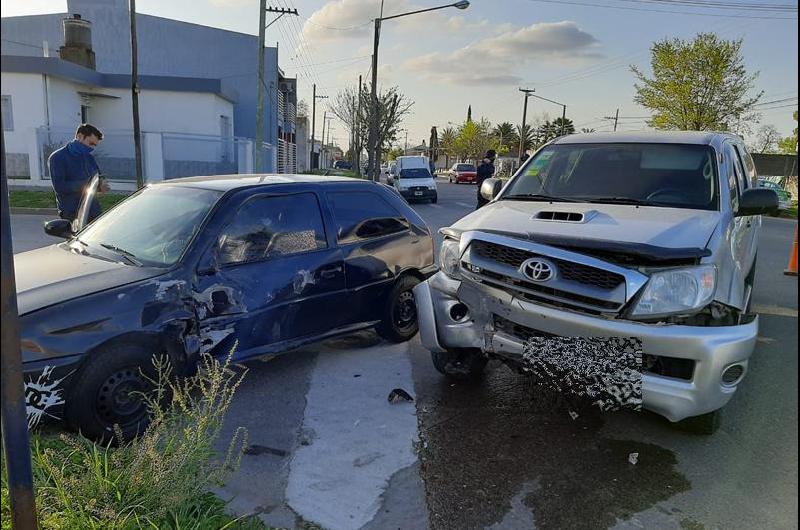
<box><xmin>64</xmin><ymin>341</ymin><xmax>165</xmax><ymax>443</ymax></box>
<box><xmin>431</xmin><ymin>348</ymin><xmax>487</xmax><ymax>381</ymax></box>
<box><xmin>431</xmin><ymin>195</ymin><xmax>438</xmax><ymax>204</ymax></box>
<box><xmin>675</xmin><ymin>409</ymin><xmax>722</xmax><ymax>435</ymax></box>
<box><xmin>377</xmin><ymin>275</ymin><xmax>421</xmax><ymax>343</ymax></box>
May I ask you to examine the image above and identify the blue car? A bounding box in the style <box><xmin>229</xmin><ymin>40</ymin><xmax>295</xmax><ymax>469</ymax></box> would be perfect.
<box><xmin>16</xmin><ymin>174</ymin><xmax>435</xmax><ymax>440</ymax></box>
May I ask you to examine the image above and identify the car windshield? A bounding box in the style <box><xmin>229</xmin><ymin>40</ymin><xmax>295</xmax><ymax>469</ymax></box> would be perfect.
<box><xmin>503</xmin><ymin>143</ymin><xmax>719</xmax><ymax>210</ymax></box>
<box><xmin>76</xmin><ymin>185</ymin><xmax>222</xmax><ymax>267</ymax></box>
<box><xmin>399</xmin><ymin>168</ymin><xmax>431</xmax><ymax>179</ymax></box>
<box><xmin>457</xmin><ymin>164</ymin><xmax>476</xmax><ymax>172</ymax></box>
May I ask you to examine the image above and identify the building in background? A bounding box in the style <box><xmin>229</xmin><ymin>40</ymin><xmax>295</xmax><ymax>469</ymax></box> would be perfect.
<box><xmin>296</xmin><ymin>115</ymin><xmax>309</xmax><ymax>173</ymax></box>
<box><xmin>1</xmin><ymin>0</ymin><xmax>299</xmax><ymax>188</ymax></box>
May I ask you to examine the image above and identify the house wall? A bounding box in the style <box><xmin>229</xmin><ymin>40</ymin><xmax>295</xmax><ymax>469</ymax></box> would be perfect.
<box><xmin>1</xmin><ymin>73</ymin><xmax>47</xmax><ymax>179</ymax></box>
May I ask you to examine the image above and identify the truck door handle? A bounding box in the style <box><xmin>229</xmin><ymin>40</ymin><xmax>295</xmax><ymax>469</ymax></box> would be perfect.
<box><xmin>320</xmin><ymin>266</ymin><xmax>343</xmax><ymax>279</ymax></box>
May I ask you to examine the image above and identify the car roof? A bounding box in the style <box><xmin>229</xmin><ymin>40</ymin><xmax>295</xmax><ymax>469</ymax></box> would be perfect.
<box><xmin>152</xmin><ymin>173</ymin><xmax>357</xmax><ymax>192</ymax></box>
<box><xmin>552</xmin><ymin>130</ymin><xmax>740</xmax><ymax>146</ymax></box>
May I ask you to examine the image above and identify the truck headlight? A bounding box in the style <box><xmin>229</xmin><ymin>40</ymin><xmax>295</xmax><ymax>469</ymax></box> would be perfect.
<box><xmin>440</xmin><ymin>238</ymin><xmax>462</xmax><ymax>279</ymax></box>
<box><xmin>631</xmin><ymin>265</ymin><xmax>717</xmax><ymax>317</ymax></box>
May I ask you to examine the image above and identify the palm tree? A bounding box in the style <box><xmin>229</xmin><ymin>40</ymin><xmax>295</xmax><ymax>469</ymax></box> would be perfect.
<box><xmin>551</xmin><ymin>117</ymin><xmax>576</xmax><ymax>136</ymax></box>
<box><xmin>492</xmin><ymin>122</ymin><xmax>515</xmax><ymax>148</ymax></box>
<box><xmin>580</xmin><ymin>127</ymin><xmax>596</xmax><ymax>133</ymax></box>
<box><xmin>440</xmin><ymin>127</ymin><xmax>457</xmax><ymax>167</ymax></box>
<box><xmin>516</xmin><ymin>123</ymin><xmax>535</xmax><ymax>154</ymax></box>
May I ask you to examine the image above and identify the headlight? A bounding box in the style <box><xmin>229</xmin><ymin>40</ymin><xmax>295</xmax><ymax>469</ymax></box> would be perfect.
<box><xmin>631</xmin><ymin>265</ymin><xmax>716</xmax><ymax>317</ymax></box>
<box><xmin>439</xmin><ymin>238</ymin><xmax>462</xmax><ymax>278</ymax></box>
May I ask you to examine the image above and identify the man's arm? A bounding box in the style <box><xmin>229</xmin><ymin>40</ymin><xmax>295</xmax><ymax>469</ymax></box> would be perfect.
<box><xmin>49</xmin><ymin>154</ymin><xmax>85</xmax><ymax>194</ymax></box>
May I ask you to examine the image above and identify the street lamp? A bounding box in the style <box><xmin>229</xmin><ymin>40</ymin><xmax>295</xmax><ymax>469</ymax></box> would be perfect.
<box><xmin>367</xmin><ymin>1</ymin><xmax>469</xmax><ymax>180</ymax></box>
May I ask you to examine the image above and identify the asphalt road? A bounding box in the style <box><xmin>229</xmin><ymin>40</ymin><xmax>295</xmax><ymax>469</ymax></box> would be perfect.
<box><xmin>10</xmin><ymin>178</ymin><xmax>798</xmax><ymax>530</ymax></box>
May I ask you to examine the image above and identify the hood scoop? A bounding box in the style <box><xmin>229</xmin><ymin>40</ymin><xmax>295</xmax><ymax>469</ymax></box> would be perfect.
<box><xmin>533</xmin><ymin>210</ymin><xmax>597</xmax><ymax>223</ymax></box>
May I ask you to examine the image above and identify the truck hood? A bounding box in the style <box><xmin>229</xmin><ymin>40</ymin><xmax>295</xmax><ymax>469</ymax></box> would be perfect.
<box><xmin>14</xmin><ymin>244</ymin><xmax>165</xmax><ymax>315</ymax></box>
<box><xmin>452</xmin><ymin>201</ymin><xmax>721</xmax><ymax>251</ymax></box>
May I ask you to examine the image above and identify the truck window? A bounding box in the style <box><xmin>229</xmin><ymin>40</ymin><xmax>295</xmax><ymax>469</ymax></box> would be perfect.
<box><xmin>328</xmin><ymin>191</ymin><xmax>409</xmax><ymax>243</ymax></box>
<box><xmin>723</xmin><ymin>143</ymin><xmax>741</xmax><ymax>211</ymax></box>
<box><xmin>734</xmin><ymin>144</ymin><xmax>758</xmax><ymax>188</ymax></box>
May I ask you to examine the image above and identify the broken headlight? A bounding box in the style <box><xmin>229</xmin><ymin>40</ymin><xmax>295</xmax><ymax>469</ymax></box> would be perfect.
<box><xmin>440</xmin><ymin>238</ymin><xmax>462</xmax><ymax>279</ymax></box>
<box><xmin>630</xmin><ymin>265</ymin><xmax>716</xmax><ymax>317</ymax></box>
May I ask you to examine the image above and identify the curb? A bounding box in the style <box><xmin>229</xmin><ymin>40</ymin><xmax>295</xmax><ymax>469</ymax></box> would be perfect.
<box><xmin>11</xmin><ymin>207</ymin><xmax>59</xmax><ymax>216</ymax></box>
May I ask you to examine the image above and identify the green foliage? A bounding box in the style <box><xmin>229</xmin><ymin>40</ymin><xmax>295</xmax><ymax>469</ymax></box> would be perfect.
<box><xmin>454</xmin><ymin>118</ymin><xmax>497</xmax><ymax>162</ymax></box>
<box><xmin>631</xmin><ymin>33</ymin><xmax>762</xmax><ymax>132</ymax></box>
<box><xmin>1</xmin><ymin>345</ymin><xmax>262</xmax><ymax>530</ymax></box>
<box><xmin>9</xmin><ymin>189</ymin><xmax>127</xmax><ymax>211</ymax></box>
<box><xmin>778</xmin><ymin>111</ymin><xmax>798</xmax><ymax>154</ymax></box>
<box><xmin>491</xmin><ymin>122</ymin><xmax>516</xmax><ymax>149</ymax></box>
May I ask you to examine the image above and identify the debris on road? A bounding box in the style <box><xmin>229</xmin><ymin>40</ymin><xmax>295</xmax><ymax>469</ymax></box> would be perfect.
<box><xmin>388</xmin><ymin>388</ymin><xmax>414</xmax><ymax>403</ymax></box>
<box><xmin>628</xmin><ymin>452</ymin><xmax>639</xmax><ymax>465</ymax></box>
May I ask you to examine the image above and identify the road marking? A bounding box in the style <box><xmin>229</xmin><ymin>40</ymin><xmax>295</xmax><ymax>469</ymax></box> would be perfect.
<box><xmin>753</xmin><ymin>304</ymin><xmax>799</xmax><ymax>317</ymax></box>
<box><xmin>286</xmin><ymin>341</ymin><xmax>419</xmax><ymax>530</ymax></box>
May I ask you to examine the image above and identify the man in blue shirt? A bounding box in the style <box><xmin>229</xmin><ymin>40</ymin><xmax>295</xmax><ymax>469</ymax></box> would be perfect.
<box><xmin>48</xmin><ymin>123</ymin><xmax>110</xmax><ymax>222</ymax></box>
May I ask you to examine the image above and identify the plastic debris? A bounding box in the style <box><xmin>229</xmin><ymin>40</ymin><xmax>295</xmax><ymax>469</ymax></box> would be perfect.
<box><xmin>628</xmin><ymin>452</ymin><xmax>639</xmax><ymax>465</ymax></box>
<box><xmin>387</xmin><ymin>388</ymin><xmax>414</xmax><ymax>404</ymax></box>
<box><xmin>568</xmin><ymin>410</ymin><xmax>579</xmax><ymax>420</ymax></box>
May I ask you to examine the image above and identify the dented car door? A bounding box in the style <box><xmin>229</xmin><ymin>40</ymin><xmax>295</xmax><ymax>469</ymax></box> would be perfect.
<box><xmin>193</xmin><ymin>191</ymin><xmax>346</xmax><ymax>359</ymax></box>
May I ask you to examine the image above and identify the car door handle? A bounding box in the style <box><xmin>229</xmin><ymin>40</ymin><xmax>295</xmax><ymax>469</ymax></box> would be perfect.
<box><xmin>320</xmin><ymin>266</ymin><xmax>343</xmax><ymax>279</ymax></box>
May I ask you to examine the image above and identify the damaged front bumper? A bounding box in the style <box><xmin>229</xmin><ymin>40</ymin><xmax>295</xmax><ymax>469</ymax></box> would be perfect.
<box><xmin>414</xmin><ymin>272</ymin><xmax>759</xmax><ymax>422</ymax></box>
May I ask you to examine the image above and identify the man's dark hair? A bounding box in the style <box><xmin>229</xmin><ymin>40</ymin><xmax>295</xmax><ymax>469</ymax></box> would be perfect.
<box><xmin>75</xmin><ymin>123</ymin><xmax>103</xmax><ymax>140</ymax></box>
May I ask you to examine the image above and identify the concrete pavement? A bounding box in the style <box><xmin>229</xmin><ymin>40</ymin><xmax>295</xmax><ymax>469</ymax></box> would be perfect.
<box><xmin>10</xmin><ymin>180</ymin><xmax>798</xmax><ymax>529</ymax></box>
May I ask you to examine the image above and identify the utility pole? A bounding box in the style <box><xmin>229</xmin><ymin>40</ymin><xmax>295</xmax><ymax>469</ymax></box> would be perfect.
<box><xmin>367</xmin><ymin>16</ymin><xmax>381</xmax><ymax>181</ymax></box>
<box><xmin>1</xmin><ymin>115</ymin><xmax>39</xmax><ymax>530</ymax></box>
<box><xmin>603</xmin><ymin>108</ymin><xmax>620</xmax><ymax>132</ymax></box>
<box><xmin>356</xmin><ymin>74</ymin><xmax>362</xmax><ymax>175</ymax></box>
<box><xmin>310</xmin><ymin>85</ymin><xmax>327</xmax><ymax>170</ymax></box>
<box><xmin>321</xmin><ymin>109</ymin><xmax>327</xmax><ymax>168</ymax></box>
<box><xmin>518</xmin><ymin>88</ymin><xmax>534</xmax><ymax>163</ymax></box>
<box><xmin>130</xmin><ymin>0</ymin><xmax>143</xmax><ymax>189</ymax></box>
<box><xmin>255</xmin><ymin>4</ymin><xmax>299</xmax><ymax>172</ymax></box>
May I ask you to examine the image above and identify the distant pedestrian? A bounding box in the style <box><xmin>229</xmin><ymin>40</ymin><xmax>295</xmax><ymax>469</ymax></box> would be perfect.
<box><xmin>48</xmin><ymin>123</ymin><xmax>110</xmax><ymax>222</ymax></box>
<box><xmin>476</xmin><ymin>149</ymin><xmax>496</xmax><ymax>209</ymax></box>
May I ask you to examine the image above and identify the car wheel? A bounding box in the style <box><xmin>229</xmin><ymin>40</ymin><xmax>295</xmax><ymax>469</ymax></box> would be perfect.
<box><xmin>64</xmin><ymin>342</ymin><xmax>164</xmax><ymax>443</ymax></box>
<box><xmin>431</xmin><ymin>195</ymin><xmax>438</xmax><ymax>204</ymax></box>
<box><xmin>377</xmin><ymin>275</ymin><xmax>421</xmax><ymax>343</ymax></box>
<box><xmin>675</xmin><ymin>409</ymin><xmax>722</xmax><ymax>435</ymax></box>
<box><xmin>431</xmin><ymin>348</ymin><xmax>487</xmax><ymax>381</ymax></box>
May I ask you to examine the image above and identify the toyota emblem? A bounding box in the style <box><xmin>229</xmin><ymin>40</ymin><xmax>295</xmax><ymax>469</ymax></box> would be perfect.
<box><xmin>521</xmin><ymin>258</ymin><xmax>555</xmax><ymax>282</ymax></box>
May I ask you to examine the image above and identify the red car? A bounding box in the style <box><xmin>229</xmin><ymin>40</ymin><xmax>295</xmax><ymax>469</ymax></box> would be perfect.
<box><xmin>448</xmin><ymin>163</ymin><xmax>477</xmax><ymax>184</ymax></box>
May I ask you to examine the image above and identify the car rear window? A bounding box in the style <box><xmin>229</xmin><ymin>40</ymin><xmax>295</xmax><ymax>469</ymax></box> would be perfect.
<box><xmin>457</xmin><ymin>164</ymin><xmax>476</xmax><ymax>172</ymax></box>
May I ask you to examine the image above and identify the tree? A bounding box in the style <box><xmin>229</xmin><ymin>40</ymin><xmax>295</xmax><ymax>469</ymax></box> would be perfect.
<box><xmin>429</xmin><ymin>126</ymin><xmax>439</xmax><ymax>164</ymax></box>
<box><xmin>631</xmin><ymin>33</ymin><xmax>763</xmax><ymax>131</ymax></box>
<box><xmin>581</xmin><ymin>127</ymin><xmax>596</xmax><ymax>133</ymax></box>
<box><xmin>329</xmin><ymin>83</ymin><xmax>414</xmax><ymax>175</ymax></box>
<box><xmin>752</xmin><ymin>125</ymin><xmax>782</xmax><ymax>153</ymax></box>
<box><xmin>778</xmin><ymin>111</ymin><xmax>798</xmax><ymax>154</ymax></box>
<box><xmin>516</xmin><ymin>123</ymin><xmax>535</xmax><ymax>154</ymax></box>
<box><xmin>492</xmin><ymin>122</ymin><xmax>516</xmax><ymax>149</ymax></box>
<box><xmin>297</xmin><ymin>99</ymin><xmax>309</xmax><ymax>119</ymax></box>
<box><xmin>455</xmin><ymin>118</ymin><xmax>496</xmax><ymax>162</ymax></box>
<box><xmin>440</xmin><ymin>126</ymin><xmax>457</xmax><ymax>167</ymax></box>
<box><xmin>551</xmin><ymin>117</ymin><xmax>576</xmax><ymax>136</ymax></box>
<box><xmin>467</xmin><ymin>105</ymin><xmax>472</xmax><ymax>123</ymax></box>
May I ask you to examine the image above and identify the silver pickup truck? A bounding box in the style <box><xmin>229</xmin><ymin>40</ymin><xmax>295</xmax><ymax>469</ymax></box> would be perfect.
<box><xmin>414</xmin><ymin>131</ymin><xmax>779</xmax><ymax>433</ymax></box>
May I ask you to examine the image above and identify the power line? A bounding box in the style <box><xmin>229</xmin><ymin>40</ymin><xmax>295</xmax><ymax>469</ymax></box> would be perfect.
<box><xmin>525</xmin><ymin>0</ymin><xmax>797</xmax><ymax>18</ymax></box>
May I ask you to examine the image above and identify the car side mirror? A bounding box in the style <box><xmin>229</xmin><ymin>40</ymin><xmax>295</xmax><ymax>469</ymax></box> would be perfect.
<box><xmin>737</xmin><ymin>188</ymin><xmax>779</xmax><ymax>217</ymax></box>
<box><xmin>480</xmin><ymin>178</ymin><xmax>503</xmax><ymax>202</ymax></box>
<box><xmin>43</xmin><ymin>218</ymin><xmax>73</xmax><ymax>238</ymax></box>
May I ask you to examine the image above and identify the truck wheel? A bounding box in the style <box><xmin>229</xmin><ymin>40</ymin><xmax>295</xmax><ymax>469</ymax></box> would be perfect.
<box><xmin>64</xmin><ymin>342</ymin><xmax>163</xmax><ymax>443</ymax></box>
<box><xmin>377</xmin><ymin>275</ymin><xmax>421</xmax><ymax>343</ymax></box>
<box><xmin>675</xmin><ymin>409</ymin><xmax>721</xmax><ymax>435</ymax></box>
<box><xmin>431</xmin><ymin>348</ymin><xmax>487</xmax><ymax>381</ymax></box>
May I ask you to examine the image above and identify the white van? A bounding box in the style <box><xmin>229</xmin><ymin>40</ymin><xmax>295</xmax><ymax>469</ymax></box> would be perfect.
<box><xmin>393</xmin><ymin>156</ymin><xmax>438</xmax><ymax>203</ymax></box>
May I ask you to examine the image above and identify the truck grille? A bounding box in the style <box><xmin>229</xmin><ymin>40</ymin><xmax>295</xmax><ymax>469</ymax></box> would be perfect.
<box><xmin>471</xmin><ymin>240</ymin><xmax>624</xmax><ymax>290</ymax></box>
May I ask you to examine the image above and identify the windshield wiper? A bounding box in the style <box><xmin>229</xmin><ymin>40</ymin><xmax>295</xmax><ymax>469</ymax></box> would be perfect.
<box><xmin>99</xmin><ymin>243</ymin><xmax>143</xmax><ymax>266</ymax></box>
<box><xmin>576</xmin><ymin>196</ymin><xmax>671</xmax><ymax>207</ymax></box>
<box><xmin>502</xmin><ymin>194</ymin><xmax>579</xmax><ymax>203</ymax></box>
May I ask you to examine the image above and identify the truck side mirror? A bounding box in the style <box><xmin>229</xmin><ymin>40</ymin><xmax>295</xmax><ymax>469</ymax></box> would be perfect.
<box><xmin>480</xmin><ymin>178</ymin><xmax>503</xmax><ymax>202</ymax></box>
<box><xmin>737</xmin><ymin>188</ymin><xmax>779</xmax><ymax>217</ymax></box>
<box><xmin>43</xmin><ymin>218</ymin><xmax>73</xmax><ymax>238</ymax></box>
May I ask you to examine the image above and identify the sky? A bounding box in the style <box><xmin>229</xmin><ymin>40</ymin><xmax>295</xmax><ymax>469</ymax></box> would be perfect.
<box><xmin>3</xmin><ymin>0</ymin><xmax>798</xmax><ymax>150</ymax></box>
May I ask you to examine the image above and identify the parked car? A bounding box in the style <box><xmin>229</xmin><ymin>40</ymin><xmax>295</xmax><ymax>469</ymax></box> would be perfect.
<box><xmin>333</xmin><ymin>160</ymin><xmax>353</xmax><ymax>170</ymax></box>
<box><xmin>414</xmin><ymin>131</ymin><xmax>779</xmax><ymax>434</ymax></box>
<box><xmin>448</xmin><ymin>163</ymin><xmax>478</xmax><ymax>184</ymax></box>
<box><xmin>18</xmin><ymin>175</ymin><xmax>435</xmax><ymax>440</ymax></box>
<box><xmin>757</xmin><ymin>178</ymin><xmax>792</xmax><ymax>210</ymax></box>
<box><xmin>393</xmin><ymin>155</ymin><xmax>438</xmax><ymax>203</ymax></box>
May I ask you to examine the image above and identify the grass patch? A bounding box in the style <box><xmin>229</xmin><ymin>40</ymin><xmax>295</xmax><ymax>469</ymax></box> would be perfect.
<box><xmin>779</xmin><ymin>201</ymin><xmax>797</xmax><ymax>220</ymax></box>
<box><xmin>1</xmin><ymin>345</ymin><xmax>268</xmax><ymax>530</ymax></box>
<box><xmin>9</xmin><ymin>189</ymin><xmax>128</xmax><ymax>211</ymax></box>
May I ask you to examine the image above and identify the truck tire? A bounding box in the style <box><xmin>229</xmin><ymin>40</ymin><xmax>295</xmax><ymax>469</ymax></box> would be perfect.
<box><xmin>64</xmin><ymin>342</ymin><xmax>163</xmax><ymax>443</ymax></box>
<box><xmin>377</xmin><ymin>275</ymin><xmax>421</xmax><ymax>343</ymax></box>
<box><xmin>675</xmin><ymin>409</ymin><xmax>721</xmax><ymax>435</ymax></box>
<box><xmin>431</xmin><ymin>348</ymin><xmax>487</xmax><ymax>381</ymax></box>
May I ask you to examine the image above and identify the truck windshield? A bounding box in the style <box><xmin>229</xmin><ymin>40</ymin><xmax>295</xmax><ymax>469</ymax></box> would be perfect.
<box><xmin>400</xmin><ymin>168</ymin><xmax>432</xmax><ymax>179</ymax></box>
<box><xmin>503</xmin><ymin>143</ymin><xmax>719</xmax><ymax>210</ymax></box>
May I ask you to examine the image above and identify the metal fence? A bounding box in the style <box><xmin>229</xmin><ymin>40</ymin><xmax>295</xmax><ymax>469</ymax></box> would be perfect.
<box><xmin>37</xmin><ymin>127</ymin><xmax>138</xmax><ymax>181</ymax></box>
